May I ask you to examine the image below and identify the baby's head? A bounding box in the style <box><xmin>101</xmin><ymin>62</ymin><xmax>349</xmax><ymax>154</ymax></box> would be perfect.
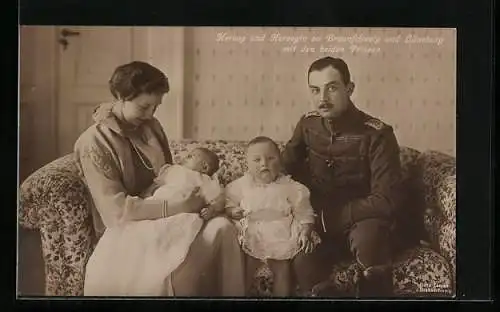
<box><xmin>246</xmin><ymin>136</ymin><xmax>282</xmax><ymax>184</ymax></box>
<box><xmin>182</xmin><ymin>147</ymin><xmax>220</xmax><ymax>176</ymax></box>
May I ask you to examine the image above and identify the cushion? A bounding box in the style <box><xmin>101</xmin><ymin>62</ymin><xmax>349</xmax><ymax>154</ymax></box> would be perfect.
<box><xmin>399</xmin><ymin>146</ymin><xmax>422</xmax><ymax>181</ymax></box>
<box><xmin>419</xmin><ymin>150</ymin><xmax>456</xmax><ymax>221</ymax></box>
<box><xmin>170</xmin><ymin>140</ymin><xmax>248</xmax><ymax>187</ymax></box>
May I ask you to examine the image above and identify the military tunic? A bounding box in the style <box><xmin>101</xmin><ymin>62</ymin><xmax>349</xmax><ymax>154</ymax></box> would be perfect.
<box><xmin>282</xmin><ymin>106</ymin><xmax>403</xmax><ymax>235</ymax></box>
<box><xmin>284</xmin><ymin>106</ymin><xmax>403</xmax><ymax>296</ymax></box>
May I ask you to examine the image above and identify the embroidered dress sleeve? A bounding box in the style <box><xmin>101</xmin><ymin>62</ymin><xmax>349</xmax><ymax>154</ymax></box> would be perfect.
<box><xmin>75</xmin><ymin>133</ymin><xmax>169</xmax><ymax>228</ymax></box>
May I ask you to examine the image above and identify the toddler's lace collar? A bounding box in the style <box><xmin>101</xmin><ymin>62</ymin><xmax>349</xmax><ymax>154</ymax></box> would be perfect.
<box><xmin>245</xmin><ymin>173</ymin><xmax>291</xmax><ymax>187</ymax></box>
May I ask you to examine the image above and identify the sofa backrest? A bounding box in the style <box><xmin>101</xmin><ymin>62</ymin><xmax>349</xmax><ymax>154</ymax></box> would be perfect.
<box><xmin>18</xmin><ymin>140</ymin><xmax>422</xmax><ymax>217</ymax></box>
<box><xmin>168</xmin><ymin>139</ymin><xmax>422</xmax><ymax>187</ymax></box>
<box><xmin>23</xmin><ymin>139</ymin><xmax>423</xmax><ymax>189</ymax></box>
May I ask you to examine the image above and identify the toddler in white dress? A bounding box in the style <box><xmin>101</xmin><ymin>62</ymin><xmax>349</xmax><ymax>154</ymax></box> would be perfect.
<box><xmin>84</xmin><ymin>147</ymin><xmax>223</xmax><ymax>296</ymax></box>
<box><xmin>225</xmin><ymin>136</ymin><xmax>321</xmax><ymax>297</ymax></box>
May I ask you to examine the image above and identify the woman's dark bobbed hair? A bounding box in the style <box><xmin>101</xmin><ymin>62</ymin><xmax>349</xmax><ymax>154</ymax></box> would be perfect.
<box><xmin>109</xmin><ymin>61</ymin><xmax>170</xmax><ymax>101</ymax></box>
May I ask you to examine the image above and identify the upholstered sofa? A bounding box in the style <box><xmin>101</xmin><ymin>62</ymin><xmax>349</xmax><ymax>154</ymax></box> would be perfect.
<box><xmin>18</xmin><ymin>140</ymin><xmax>456</xmax><ymax>297</ymax></box>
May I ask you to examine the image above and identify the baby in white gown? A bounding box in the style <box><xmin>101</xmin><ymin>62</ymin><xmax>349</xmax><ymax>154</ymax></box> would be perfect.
<box><xmin>84</xmin><ymin>147</ymin><xmax>223</xmax><ymax>296</ymax></box>
<box><xmin>225</xmin><ymin>136</ymin><xmax>321</xmax><ymax>297</ymax></box>
<box><xmin>148</xmin><ymin>147</ymin><xmax>224</xmax><ymax>220</ymax></box>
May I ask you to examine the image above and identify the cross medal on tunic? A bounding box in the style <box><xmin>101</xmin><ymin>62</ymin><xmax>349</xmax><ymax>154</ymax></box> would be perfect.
<box><xmin>326</xmin><ymin>134</ymin><xmax>336</xmax><ymax>169</ymax></box>
<box><xmin>326</xmin><ymin>119</ymin><xmax>336</xmax><ymax>169</ymax></box>
<box><xmin>326</xmin><ymin>159</ymin><xmax>335</xmax><ymax>169</ymax></box>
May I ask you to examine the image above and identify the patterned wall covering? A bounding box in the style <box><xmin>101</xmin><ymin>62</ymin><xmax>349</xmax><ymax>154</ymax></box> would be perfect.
<box><xmin>182</xmin><ymin>27</ymin><xmax>456</xmax><ymax>156</ymax></box>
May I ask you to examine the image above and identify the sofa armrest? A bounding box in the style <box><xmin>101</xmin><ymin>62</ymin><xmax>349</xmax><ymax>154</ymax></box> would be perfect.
<box><xmin>19</xmin><ymin>155</ymin><xmax>80</xmax><ymax>228</ymax></box>
<box><xmin>19</xmin><ymin>154</ymin><xmax>95</xmax><ymax>296</ymax></box>
<box><xmin>435</xmin><ymin>175</ymin><xmax>456</xmax><ymax>281</ymax></box>
<box><xmin>418</xmin><ymin>151</ymin><xmax>456</xmax><ymax>282</ymax></box>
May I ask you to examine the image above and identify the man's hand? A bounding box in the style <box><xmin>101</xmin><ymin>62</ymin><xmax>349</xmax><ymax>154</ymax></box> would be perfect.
<box><xmin>298</xmin><ymin>223</ymin><xmax>316</xmax><ymax>254</ymax></box>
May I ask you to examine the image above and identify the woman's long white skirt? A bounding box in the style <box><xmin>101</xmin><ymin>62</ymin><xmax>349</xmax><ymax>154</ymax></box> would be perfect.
<box><xmin>83</xmin><ymin>213</ymin><xmax>203</xmax><ymax>297</ymax></box>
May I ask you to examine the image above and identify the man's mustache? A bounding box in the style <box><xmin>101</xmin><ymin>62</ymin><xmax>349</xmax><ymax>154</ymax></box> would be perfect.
<box><xmin>319</xmin><ymin>102</ymin><xmax>333</xmax><ymax>109</ymax></box>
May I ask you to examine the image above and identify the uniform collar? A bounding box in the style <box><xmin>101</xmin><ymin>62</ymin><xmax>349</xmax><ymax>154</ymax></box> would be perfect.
<box><xmin>323</xmin><ymin>103</ymin><xmax>363</xmax><ymax>132</ymax></box>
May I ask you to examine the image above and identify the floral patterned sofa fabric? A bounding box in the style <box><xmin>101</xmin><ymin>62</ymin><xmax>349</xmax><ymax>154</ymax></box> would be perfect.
<box><xmin>19</xmin><ymin>154</ymin><xmax>95</xmax><ymax>296</ymax></box>
<box><xmin>418</xmin><ymin>150</ymin><xmax>456</xmax><ymax>287</ymax></box>
<box><xmin>18</xmin><ymin>140</ymin><xmax>456</xmax><ymax>297</ymax></box>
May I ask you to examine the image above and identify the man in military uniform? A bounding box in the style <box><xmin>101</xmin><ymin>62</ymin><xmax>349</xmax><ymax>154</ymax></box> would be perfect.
<box><xmin>283</xmin><ymin>57</ymin><xmax>403</xmax><ymax>297</ymax></box>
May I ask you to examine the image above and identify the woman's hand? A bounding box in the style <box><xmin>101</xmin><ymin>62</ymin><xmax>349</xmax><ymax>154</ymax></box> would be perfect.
<box><xmin>200</xmin><ymin>207</ymin><xmax>216</xmax><ymax>221</ymax></box>
<box><xmin>168</xmin><ymin>187</ymin><xmax>206</xmax><ymax>215</ymax></box>
<box><xmin>200</xmin><ymin>194</ymin><xmax>225</xmax><ymax>221</ymax></box>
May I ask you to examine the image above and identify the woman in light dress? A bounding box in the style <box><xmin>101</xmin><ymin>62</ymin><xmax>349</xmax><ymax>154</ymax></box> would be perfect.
<box><xmin>75</xmin><ymin>61</ymin><xmax>245</xmax><ymax>297</ymax></box>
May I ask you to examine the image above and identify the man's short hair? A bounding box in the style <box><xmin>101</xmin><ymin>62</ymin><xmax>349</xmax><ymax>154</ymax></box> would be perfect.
<box><xmin>307</xmin><ymin>56</ymin><xmax>351</xmax><ymax>85</ymax></box>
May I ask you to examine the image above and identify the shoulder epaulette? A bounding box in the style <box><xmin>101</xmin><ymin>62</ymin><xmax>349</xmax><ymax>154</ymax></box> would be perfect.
<box><xmin>303</xmin><ymin>110</ymin><xmax>321</xmax><ymax>119</ymax></box>
<box><xmin>364</xmin><ymin>118</ymin><xmax>388</xmax><ymax>130</ymax></box>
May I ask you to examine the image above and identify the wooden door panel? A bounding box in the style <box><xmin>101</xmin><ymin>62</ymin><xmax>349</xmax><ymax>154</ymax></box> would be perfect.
<box><xmin>58</xmin><ymin>26</ymin><xmax>135</xmax><ymax>155</ymax></box>
<box><xmin>72</xmin><ymin>27</ymin><xmax>134</xmax><ymax>86</ymax></box>
<box><xmin>75</xmin><ymin>103</ymin><xmax>101</xmax><ymax>137</ymax></box>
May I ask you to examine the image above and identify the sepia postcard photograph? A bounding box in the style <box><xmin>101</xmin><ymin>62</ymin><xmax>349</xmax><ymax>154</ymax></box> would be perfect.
<box><xmin>17</xmin><ymin>26</ymin><xmax>457</xmax><ymax>299</ymax></box>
